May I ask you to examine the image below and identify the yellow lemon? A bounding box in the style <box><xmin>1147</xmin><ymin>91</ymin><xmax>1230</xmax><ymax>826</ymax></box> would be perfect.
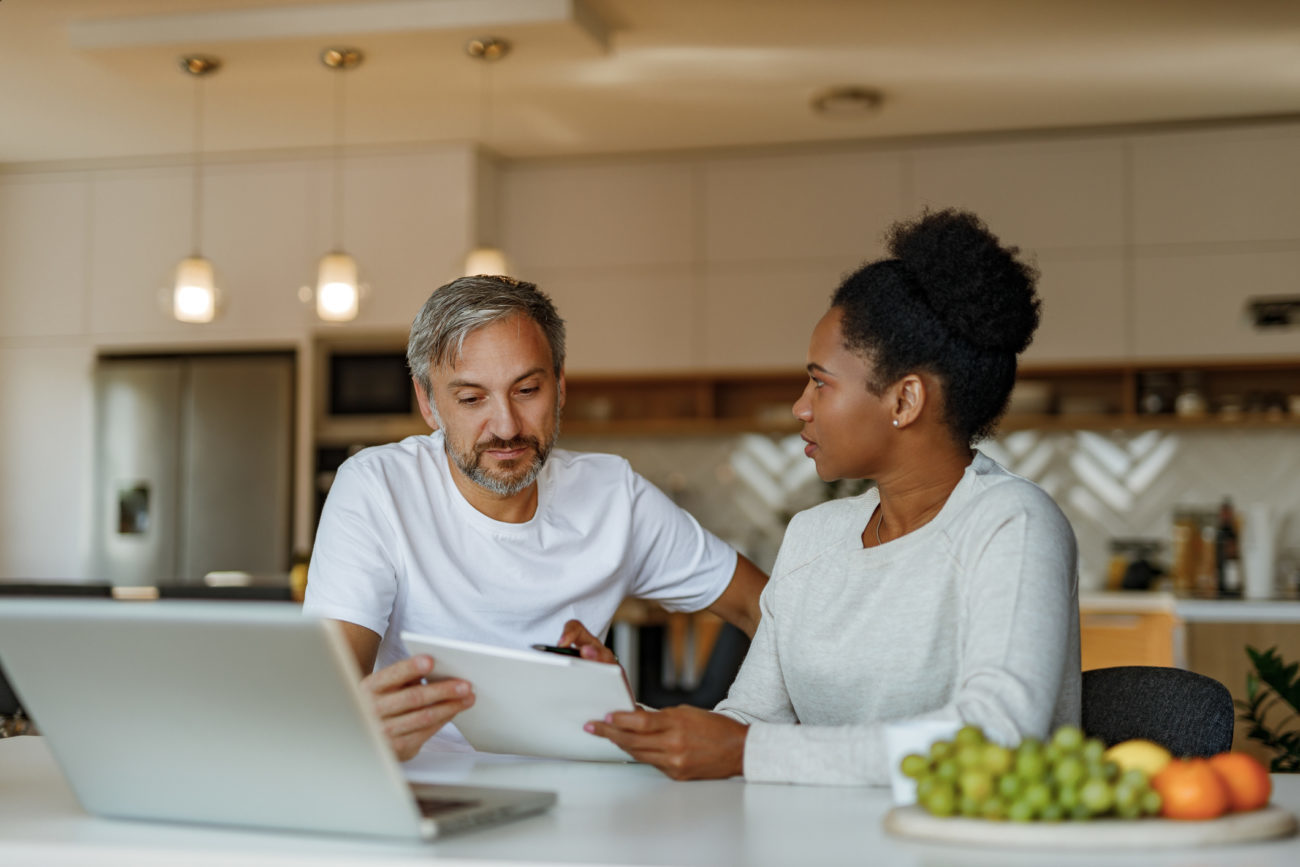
<box><xmin>1103</xmin><ymin>739</ymin><xmax>1173</xmax><ymax>778</ymax></box>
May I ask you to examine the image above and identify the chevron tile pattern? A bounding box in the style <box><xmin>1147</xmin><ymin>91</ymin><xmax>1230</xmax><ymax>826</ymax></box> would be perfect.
<box><xmin>563</xmin><ymin>429</ymin><xmax>1300</xmax><ymax>592</ymax></box>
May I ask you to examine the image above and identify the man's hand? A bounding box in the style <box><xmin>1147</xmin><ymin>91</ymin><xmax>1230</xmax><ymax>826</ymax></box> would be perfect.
<box><xmin>361</xmin><ymin>654</ymin><xmax>474</xmax><ymax>762</ymax></box>
<box><xmin>584</xmin><ymin>705</ymin><xmax>747</xmax><ymax>780</ymax></box>
<box><xmin>555</xmin><ymin>619</ymin><xmax>618</xmax><ymax>664</ymax></box>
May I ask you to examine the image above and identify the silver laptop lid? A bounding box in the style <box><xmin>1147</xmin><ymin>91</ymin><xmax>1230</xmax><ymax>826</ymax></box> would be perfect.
<box><xmin>0</xmin><ymin>599</ymin><xmax>552</xmax><ymax>840</ymax></box>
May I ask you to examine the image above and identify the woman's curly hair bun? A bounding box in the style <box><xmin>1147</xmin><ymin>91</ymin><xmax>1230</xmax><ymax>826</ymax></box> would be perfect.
<box><xmin>888</xmin><ymin>209</ymin><xmax>1040</xmax><ymax>354</ymax></box>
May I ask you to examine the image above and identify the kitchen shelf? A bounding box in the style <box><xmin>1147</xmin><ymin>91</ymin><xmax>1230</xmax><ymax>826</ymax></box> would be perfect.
<box><xmin>1004</xmin><ymin>358</ymin><xmax>1300</xmax><ymax>433</ymax></box>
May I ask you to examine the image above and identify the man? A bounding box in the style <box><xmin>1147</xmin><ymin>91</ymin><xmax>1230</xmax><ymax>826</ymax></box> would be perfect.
<box><xmin>305</xmin><ymin>275</ymin><xmax>767</xmax><ymax>760</ymax></box>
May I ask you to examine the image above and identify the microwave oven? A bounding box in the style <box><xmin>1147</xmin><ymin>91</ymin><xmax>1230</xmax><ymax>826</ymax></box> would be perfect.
<box><xmin>327</xmin><ymin>351</ymin><xmax>415</xmax><ymax>416</ymax></box>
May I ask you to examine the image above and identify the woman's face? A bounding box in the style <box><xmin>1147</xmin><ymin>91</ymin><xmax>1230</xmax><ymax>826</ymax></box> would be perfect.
<box><xmin>792</xmin><ymin>307</ymin><xmax>893</xmax><ymax>482</ymax></box>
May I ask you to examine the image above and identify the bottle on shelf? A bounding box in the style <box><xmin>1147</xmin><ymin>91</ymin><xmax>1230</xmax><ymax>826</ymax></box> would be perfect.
<box><xmin>1216</xmin><ymin>498</ymin><xmax>1243</xmax><ymax>598</ymax></box>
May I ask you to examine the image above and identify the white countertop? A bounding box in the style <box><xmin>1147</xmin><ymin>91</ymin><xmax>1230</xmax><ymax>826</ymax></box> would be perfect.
<box><xmin>4</xmin><ymin>736</ymin><xmax>1300</xmax><ymax>866</ymax></box>
<box><xmin>1080</xmin><ymin>592</ymin><xmax>1300</xmax><ymax>622</ymax></box>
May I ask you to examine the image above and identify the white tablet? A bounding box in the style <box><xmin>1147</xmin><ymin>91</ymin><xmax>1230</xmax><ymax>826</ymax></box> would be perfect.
<box><xmin>401</xmin><ymin>632</ymin><xmax>636</xmax><ymax>762</ymax></box>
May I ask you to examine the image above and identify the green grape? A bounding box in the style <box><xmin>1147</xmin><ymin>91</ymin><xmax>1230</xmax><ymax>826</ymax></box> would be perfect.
<box><xmin>1007</xmin><ymin>799</ymin><xmax>1036</xmax><ymax>822</ymax></box>
<box><xmin>923</xmin><ymin>782</ymin><xmax>957</xmax><ymax>817</ymax></box>
<box><xmin>1099</xmin><ymin>760</ymin><xmax>1120</xmax><ymax>782</ymax></box>
<box><xmin>1015</xmin><ymin>749</ymin><xmax>1047</xmax><ymax>780</ymax></box>
<box><xmin>1051</xmin><ymin>725</ymin><xmax>1085</xmax><ymax>753</ymax></box>
<box><xmin>1116</xmin><ymin>801</ymin><xmax>1143</xmax><ymax>820</ymax></box>
<box><xmin>916</xmin><ymin>775</ymin><xmax>937</xmax><ymax>803</ymax></box>
<box><xmin>1053</xmin><ymin>755</ymin><xmax>1086</xmax><ymax>789</ymax></box>
<box><xmin>1113</xmin><ymin>781</ymin><xmax>1142</xmax><ymax>813</ymax></box>
<box><xmin>997</xmin><ymin>773</ymin><xmax>1024</xmax><ymax>801</ymax></box>
<box><xmin>981</xmin><ymin>743</ymin><xmax>1013</xmax><ymax>776</ymax></box>
<box><xmin>954</xmin><ymin>724</ymin><xmax>986</xmax><ymax>748</ymax></box>
<box><xmin>1039</xmin><ymin>803</ymin><xmax>1065</xmax><ymax>822</ymax></box>
<box><xmin>956</xmin><ymin>744</ymin><xmax>986</xmax><ymax>769</ymax></box>
<box><xmin>900</xmin><ymin>753</ymin><xmax>930</xmax><ymax>779</ymax></box>
<box><xmin>958</xmin><ymin>769</ymin><xmax>994</xmax><ymax>803</ymax></box>
<box><xmin>934</xmin><ymin>759</ymin><xmax>959</xmax><ymax>783</ymax></box>
<box><xmin>1069</xmin><ymin>803</ymin><xmax>1093</xmax><ymax>821</ymax></box>
<box><xmin>980</xmin><ymin>797</ymin><xmax>1008</xmax><ymax>821</ymax></box>
<box><xmin>1120</xmin><ymin>768</ymin><xmax>1148</xmax><ymax>789</ymax></box>
<box><xmin>1042</xmin><ymin>741</ymin><xmax>1064</xmax><ymax>767</ymax></box>
<box><xmin>1079</xmin><ymin>778</ymin><xmax>1114</xmax><ymax>816</ymax></box>
<box><xmin>1140</xmin><ymin>789</ymin><xmax>1163</xmax><ymax>817</ymax></box>
<box><xmin>1081</xmin><ymin>737</ymin><xmax>1107</xmax><ymax>764</ymax></box>
<box><xmin>958</xmin><ymin>794</ymin><xmax>982</xmax><ymax>817</ymax></box>
<box><xmin>1016</xmin><ymin>736</ymin><xmax>1043</xmax><ymax>756</ymax></box>
<box><xmin>1023</xmin><ymin>781</ymin><xmax>1052</xmax><ymax>814</ymax></box>
<box><xmin>1057</xmin><ymin>783</ymin><xmax>1081</xmax><ymax>812</ymax></box>
<box><xmin>930</xmin><ymin>740</ymin><xmax>955</xmax><ymax>762</ymax></box>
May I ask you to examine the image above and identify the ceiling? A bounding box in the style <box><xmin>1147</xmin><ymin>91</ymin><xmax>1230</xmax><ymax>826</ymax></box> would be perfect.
<box><xmin>2</xmin><ymin>0</ymin><xmax>1299</xmax><ymax>165</ymax></box>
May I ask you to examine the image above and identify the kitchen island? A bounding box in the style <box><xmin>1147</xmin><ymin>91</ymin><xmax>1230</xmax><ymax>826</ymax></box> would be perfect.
<box><xmin>2</xmin><ymin>736</ymin><xmax>1298</xmax><ymax>866</ymax></box>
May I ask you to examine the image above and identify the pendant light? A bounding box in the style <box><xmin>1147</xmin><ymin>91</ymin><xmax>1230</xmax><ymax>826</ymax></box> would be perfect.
<box><xmin>463</xmin><ymin>37</ymin><xmax>512</xmax><ymax>278</ymax></box>
<box><xmin>173</xmin><ymin>54</ymin><xmax>221</xmax><ymax>323</ymax></box>
<box><xmin>315</xmin><ymin>47</ymin><xmax>363</xmax><ymax>322</ymax></box>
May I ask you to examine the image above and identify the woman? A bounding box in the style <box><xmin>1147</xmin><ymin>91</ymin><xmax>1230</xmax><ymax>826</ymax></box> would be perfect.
<box><xmin>586</xmin><ymin>209</ymin><xmax>1080</xmax><ymax>785</ymax></box>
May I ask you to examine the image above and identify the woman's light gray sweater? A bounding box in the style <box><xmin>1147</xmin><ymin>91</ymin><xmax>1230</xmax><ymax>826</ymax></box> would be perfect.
<box><xmin>715</xmin><ymin>451</ymin><xmax>1080</xmax><ymax>786</ymax></box>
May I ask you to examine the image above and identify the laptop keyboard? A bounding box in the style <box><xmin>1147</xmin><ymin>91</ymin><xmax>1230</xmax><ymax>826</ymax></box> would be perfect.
<box><xmin>416</xmin><ymin>797</ymin><xmax>480</xmax><ymax>818</ymax></box>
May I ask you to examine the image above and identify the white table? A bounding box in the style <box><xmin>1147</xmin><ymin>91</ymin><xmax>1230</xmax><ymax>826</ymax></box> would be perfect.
<box><xmin>2</xmin><ymin>736</ymin><xmax>1299</xmax><ymax>866</ymax></box>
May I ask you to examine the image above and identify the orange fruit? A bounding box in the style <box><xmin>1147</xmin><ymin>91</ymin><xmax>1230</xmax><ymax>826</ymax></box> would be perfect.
<box><xmin>1150</xmin><ymin>758</ymin><xmax>1231</xmax><ymax>820</ymax></box>
<box><xmin>1208</xmin><ymin>752</ymin><xmax>1272</xmax><ymax>812</ymax></box>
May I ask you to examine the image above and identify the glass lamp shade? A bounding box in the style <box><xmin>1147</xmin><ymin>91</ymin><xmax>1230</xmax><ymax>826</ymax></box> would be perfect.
<box><xmin>316</xmin><ymin>252</ymin><xmax>360</xmax><ymax>322</ymax></box>
<box><xmin>173</xmin><ymin>256</ymin><xmax>217</xmax><ymax>323</ymax></box>
<box><xmin>463</xmin><ymin>246</ymin><xmax>510</xmax><ymax>277</ymax></box>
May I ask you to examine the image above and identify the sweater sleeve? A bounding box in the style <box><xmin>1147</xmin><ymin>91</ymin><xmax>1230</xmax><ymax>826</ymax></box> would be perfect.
<box><xmin>736</xmin><ymin>485</ymin><xmax>1078</xmax><ymax>787</ymax></box>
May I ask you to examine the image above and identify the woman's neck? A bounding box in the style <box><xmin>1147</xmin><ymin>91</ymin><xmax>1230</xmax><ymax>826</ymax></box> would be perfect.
<box><xmin>867</xmin><ymin>445</ymin><xmax>973</xmax><ymax>546</ymax></box>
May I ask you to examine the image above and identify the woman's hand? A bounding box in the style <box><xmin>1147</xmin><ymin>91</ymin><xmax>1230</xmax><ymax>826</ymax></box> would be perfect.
<box><xmin>556</xmin><ymin>619</ymin><xmax>618</xmax><ymax>664</ymax></box>
<box><xmin>361</xmin><ymin>654</ymin><xmax>474</xmax><ymax>761</ymax></box>
<box><xmin>586</xmin><ymin>705</ymin><xmax>747</xmax><ymax>780</ymax></box>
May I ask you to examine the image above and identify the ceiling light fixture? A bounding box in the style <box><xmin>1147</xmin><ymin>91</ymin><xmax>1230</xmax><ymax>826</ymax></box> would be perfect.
<box><xmin>173</xmin><ymin>54</ymin><xmax>221</xmax><ymax>324</ymax></box>
<box><xmin>314</xmin><ymin>46</ymin><xmax>364</xmax><ymax>322</ymax></box>
<box><xmin>810</xmin><ymin>86</ymin><xmax>885</xmax><ymax>117</ymax></box>
<box><xmin>463</xmin><ymin>36</ymin><xmax>512</xmax><ymax>278</ymax></box>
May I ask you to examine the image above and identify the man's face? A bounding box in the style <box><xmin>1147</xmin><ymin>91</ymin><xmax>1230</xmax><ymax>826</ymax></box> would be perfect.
<box><xmin>415</xmin><ymin>314</ymin><xmax>564</xmax><ymax>498</ymax></box>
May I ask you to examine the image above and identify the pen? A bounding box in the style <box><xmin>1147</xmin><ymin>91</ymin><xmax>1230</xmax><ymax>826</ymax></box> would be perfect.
<box><xmin>531</xmin><ymin>643</ymin><xmax>582</xmax><ymax>657</ymax></box>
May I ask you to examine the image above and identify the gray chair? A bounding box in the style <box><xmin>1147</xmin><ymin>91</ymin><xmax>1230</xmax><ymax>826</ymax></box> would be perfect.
<box><xmin>1080</xmin><ymin>665</ymin><xmax>1234</xmax><ymax>758</ymax></box>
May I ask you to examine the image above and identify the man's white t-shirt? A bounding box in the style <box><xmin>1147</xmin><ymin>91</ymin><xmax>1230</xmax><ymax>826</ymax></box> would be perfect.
<box><xmin>304</xmin><ymin>431</ymin><xmax>737</xmax><ymax>675</ymax></box>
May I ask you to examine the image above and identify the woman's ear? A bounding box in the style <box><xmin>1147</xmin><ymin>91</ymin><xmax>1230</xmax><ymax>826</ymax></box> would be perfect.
<box><xmin>893</xmin><ymin>374</ymin><xmax>926</xmax><ymax>429</ymax></box>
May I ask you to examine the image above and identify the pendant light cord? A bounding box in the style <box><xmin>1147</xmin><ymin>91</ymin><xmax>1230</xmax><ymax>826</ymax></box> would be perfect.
<box><xmin>332</xmin><ymin>66</ymin><xmax>346</xmax><ymax>251</ymax></box>
<box><xmin>191</xmin><ymin>73</ymin><xmax>204</xmax><ymax>257</ymax></box>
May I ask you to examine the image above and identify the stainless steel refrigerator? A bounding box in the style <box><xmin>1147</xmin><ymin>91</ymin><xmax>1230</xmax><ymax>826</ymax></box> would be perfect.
<box><xmin>92</xmin><ymin>354</ymin><xmax>294</xmax><ymax>585</ymax></box>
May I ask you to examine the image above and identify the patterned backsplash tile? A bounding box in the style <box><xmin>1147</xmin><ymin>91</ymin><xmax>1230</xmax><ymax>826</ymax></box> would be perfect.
<box><xmin>560</xmin><ymin>428</ymin><xmax>1300</xmax><ymax>592</ymax></box>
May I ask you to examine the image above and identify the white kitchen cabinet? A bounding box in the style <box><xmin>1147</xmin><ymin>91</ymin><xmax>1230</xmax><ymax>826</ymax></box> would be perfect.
<box><xmin>0</xmin><ymin>173</ymin><xmax>91</xmax><ymax>338</ymax></box>
<box><xmin>0</xmin><ymin>342</ymin><xmax>96</xmax><ymax>579</ymax></box>
<box><xmin>1132</xmin><ymin>248</ymin><xmax>1300</xmax><ymax>359</ymax></box>
<box><xmin>701</xmin><ymin>150</ymin><xmax>907</xmax><ymax>264</ymax></box>
<box><xmin>1021</xmin><ymin>252</ymin><xmax>1129</xmax><ymax>364</ymax></box>
<box><xmin>911</xmin><ymin>139</ymin><xmax>1127</xmax><ymax>250</ymax></box>
<box><xmin>699</xmin><ymin>259</ymin><xmax>845</xmax><ymax>371</ymax></box>
<box><xmin>1132</xmin><ymin>123</ymin><xmax>1300</xmax><ymax>246</ymax></box>
<box><xmin>501</xmin><ymin>161</ymin><xmax>696</xmax><ymax>271</ymax></box>
<box><xmin>526</xmin><ymin>264</ymin><xmax>700</xmax><ymax>374</ymax></box>
<box><xmin>333</xmin><ymin>149</ymin><xmax>473</xmax><ymax>327</ymax></box>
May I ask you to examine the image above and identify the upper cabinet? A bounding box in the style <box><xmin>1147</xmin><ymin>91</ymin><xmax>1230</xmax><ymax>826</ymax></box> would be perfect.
<box><xmin>1129</xmin><ymin>124</ymin><xmax>1300</xmax><ymax>360</ymax></box>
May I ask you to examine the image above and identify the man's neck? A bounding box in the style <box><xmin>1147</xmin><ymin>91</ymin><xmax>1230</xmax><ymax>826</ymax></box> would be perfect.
<box><xmin>444</xmin><ymin>451</ymin><xmax>540</xmax><ymax>523</ymax></box>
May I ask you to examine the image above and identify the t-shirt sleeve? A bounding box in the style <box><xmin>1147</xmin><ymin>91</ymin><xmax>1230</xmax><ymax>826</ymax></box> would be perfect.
<box><xmin>301</xmin><ymin>458</ymin><xmax>401</xmax><ymax>641</ymax></box>
<box><xmin>739</xmin><ymin>485</ymin><xmax>1078</xmax><ymax>786</ymax></box>
<box><xmin>622</xmin><ymin>469</ymin><xmax>737</xmax><ymax>613</ymax></box>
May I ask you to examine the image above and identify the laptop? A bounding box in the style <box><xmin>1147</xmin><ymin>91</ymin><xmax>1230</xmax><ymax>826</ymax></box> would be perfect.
<box><xmin>0</xmin><ymin>599</ymin><xmax>555</xmax><ymax>840</ymax></box>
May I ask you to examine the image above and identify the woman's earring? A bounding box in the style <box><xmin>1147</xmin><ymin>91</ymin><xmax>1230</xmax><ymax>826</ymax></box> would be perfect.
<box><xmin>892</xmin><ymin>419</ymin><xmax>899</xmax><ymax>428</ymax></box>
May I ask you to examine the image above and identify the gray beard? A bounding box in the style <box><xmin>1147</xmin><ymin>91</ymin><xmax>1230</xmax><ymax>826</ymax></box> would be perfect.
<box><xmin>441</xmin><ymin>404</ymin><xmax>562</xmax><ymax>497</ymax></box>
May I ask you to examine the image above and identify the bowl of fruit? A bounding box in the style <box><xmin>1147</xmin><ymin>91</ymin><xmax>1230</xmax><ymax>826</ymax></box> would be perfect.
<box><xmin>883</xmin><ymin>724</ymin><xmax>1296</xmax><ymax>848</ymax></box>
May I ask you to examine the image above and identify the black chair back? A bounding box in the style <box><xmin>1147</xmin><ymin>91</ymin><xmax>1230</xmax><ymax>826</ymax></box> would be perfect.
<box><xmin>1080</xmin><ymin>665</ymin><xmax>1234</xmax><ymax>757</ymax></box>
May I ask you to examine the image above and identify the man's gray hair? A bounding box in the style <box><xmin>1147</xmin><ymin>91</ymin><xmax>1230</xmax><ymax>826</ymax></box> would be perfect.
<box><xmin>407</xmin><ymin>275</ymin><xmax>566</xmax><ymax>394</ymax></box>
